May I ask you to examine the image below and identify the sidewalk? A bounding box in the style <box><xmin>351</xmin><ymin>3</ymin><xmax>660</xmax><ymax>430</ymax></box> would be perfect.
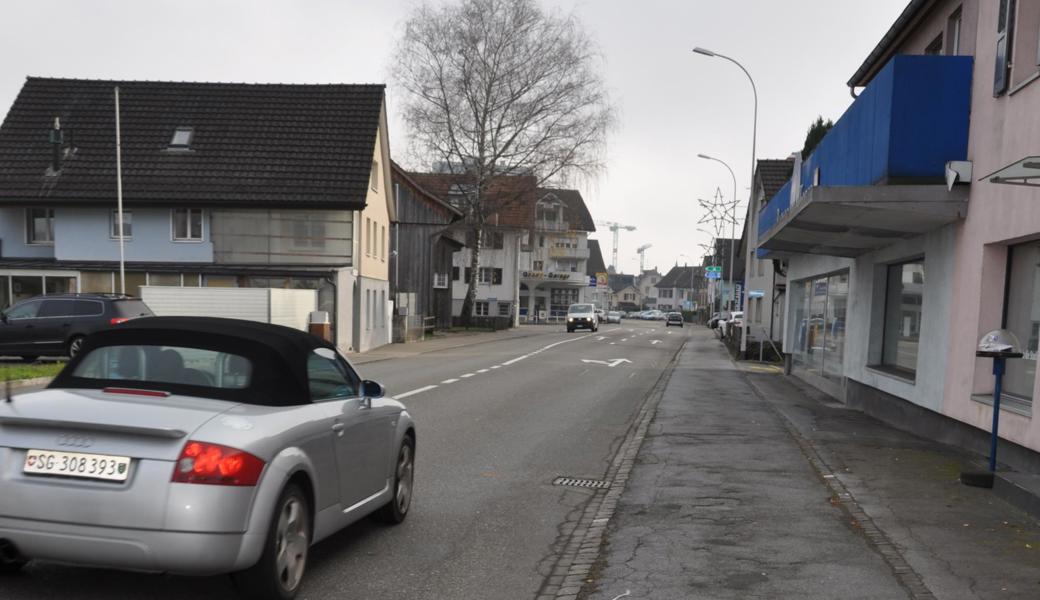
<box><xmin>345</xmin><ymin>324</ymin><xmax>545</xmax><ymax>364</ymax></box>
<box><xmin>585</xmin><ymin>329</ymin><xmax>1040</xmax><ymax>600</ymax></box>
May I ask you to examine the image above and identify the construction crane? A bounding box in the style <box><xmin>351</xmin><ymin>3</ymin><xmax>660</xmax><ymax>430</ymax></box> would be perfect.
<box><xmin>596</xmin><ymin>221</ymin><xmax>637</xmax><ymax>272</ymax></box>
<box><xmin>636</xmin><ymin>244</ymin><xmax>653</xmax><ymax>272</ymax></box>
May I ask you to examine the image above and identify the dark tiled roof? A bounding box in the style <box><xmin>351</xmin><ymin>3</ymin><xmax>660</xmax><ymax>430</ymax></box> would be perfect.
<box><xmin>402</xmin><ymin>171</ymin><xmax>595</xmax><ymax>232</ymax></box>
<box><xmin>756</xmin><ymin>158</ymin><xmax>794</xmax><ymax>200</ymax></box>
<box><xmin>405</xmin><ymin>171</ymin><xmax>539</xmax><ymax>228</ymax></box>
<box><xmin>390</xmin><ymin>161</ymin><xmax>463</xmax><ymax>219</ymax></box>
<box><xmin>608</xmin><ymin>273</ymin><xmax>635</xmax><ymax>293</ymax></box>
<box><xmin>657</xmin><ymin>265</ymin><xmax>703</xmax><ymax>289</ymax></box>
<box><xmin>538</xmin><ymin>188</ymin><xmax>595</xmax><ymax>232</ymax></box>
<box><xmin>586</xmin><ymin>239</ymin><xmax>607</xmax><ymax>276</ymax></box>
<box><xmin>0</xmin><ymin>77</ymin><xmax>385</xmax><ymax>208</ymax></box>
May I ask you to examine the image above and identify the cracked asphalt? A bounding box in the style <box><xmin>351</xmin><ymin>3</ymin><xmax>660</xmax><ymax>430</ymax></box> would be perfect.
<box><xmin>585</xmin><ymin>328</ymin><xmax>1040</xmax><ymax>600</ymax></box>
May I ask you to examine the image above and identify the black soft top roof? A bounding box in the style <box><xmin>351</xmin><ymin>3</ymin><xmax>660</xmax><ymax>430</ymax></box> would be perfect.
<box><xmin>49</xmin><ymin>317</ymin><xmax>335</xmax><ymax>405</ymax></box>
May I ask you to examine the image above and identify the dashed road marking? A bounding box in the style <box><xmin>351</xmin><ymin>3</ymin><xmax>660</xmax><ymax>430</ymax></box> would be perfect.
<box><xmin>396</xmin><ymin>385</ymin><xmax>437</xmax><ymax>399</ymax></box>
<box><xmin>441</xmin><ymin>378</ymin><xmax>459</xmax><ymax>384</ymax></box>
<box><xmin>490</xmin><ymin>365</ymin><xmax>501</xmax><ymax>369</ymax></box>
<box><xmin>460</xmin><ymin>373</ymin><xmax>475</xmax><ymax>378</ymax></box>
<box><xmin>477</xmin><ymin>368</ymin><xmax>490</xmax><ymax>373</ymax></box>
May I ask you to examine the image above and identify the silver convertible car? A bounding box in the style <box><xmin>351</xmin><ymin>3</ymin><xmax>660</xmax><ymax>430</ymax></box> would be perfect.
<box><xmin>0</xmin><ymin>317</ymin><xmax>416</xmax><ymax>599</ymax></box>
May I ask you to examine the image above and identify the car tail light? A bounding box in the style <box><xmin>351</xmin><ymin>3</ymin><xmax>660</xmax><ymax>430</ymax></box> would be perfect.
<box><xmin>110</xmin><ymin>317</ymin><xmax>129</xmax><ymax>325</ymax></box>
<box><xmin>172</xmin><ymin>441</ymin><xmax>265</xmax><ymax>486</ymax></box>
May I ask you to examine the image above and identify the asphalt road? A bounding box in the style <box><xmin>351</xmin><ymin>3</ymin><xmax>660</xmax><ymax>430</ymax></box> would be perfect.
<box><xmin>1</xmin><ymin>319</ymin><xmax>688</xmax><ymax>600</ymax></box>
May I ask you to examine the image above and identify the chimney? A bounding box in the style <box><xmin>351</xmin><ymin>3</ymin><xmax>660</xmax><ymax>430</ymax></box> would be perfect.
<box><xmin>49</xmin><ymin>117</ymin><xmax>64</xmax><ymax>173</ymax></box>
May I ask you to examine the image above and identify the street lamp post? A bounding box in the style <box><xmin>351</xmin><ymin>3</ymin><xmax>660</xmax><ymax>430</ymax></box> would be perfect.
<box><xmin>693</xmin><ymin>46</ymin><xmax>758</xmax><ymax>354</ymax></box>
<box><xmin>697</xmin><ymin>154</ymin><xmax>737</xmax><ymax>311</ymax></box>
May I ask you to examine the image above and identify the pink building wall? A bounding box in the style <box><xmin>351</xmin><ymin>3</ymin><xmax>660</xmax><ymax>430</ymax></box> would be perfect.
<box><xmin>943</xmin><ymin>1</ymin><xmax>1040</xmax><ymax>451</ymax></box>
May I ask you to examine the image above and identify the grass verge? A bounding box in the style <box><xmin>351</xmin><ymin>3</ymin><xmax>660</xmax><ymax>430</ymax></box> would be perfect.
<box><xmin>0</xmin><ymin>362</ymin><xmax>64</xmax><ymax>382</ymax></box>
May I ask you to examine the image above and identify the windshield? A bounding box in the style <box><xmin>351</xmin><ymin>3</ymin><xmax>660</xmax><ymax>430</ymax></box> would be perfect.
<box><xmin>72</xmin><ymin>344</ymin><xmax>252</xmax><ymax>389</ymax></box>
<box><xmin>568</xmin><ymin>304</ymin><xmax>595</xmax><ymax>313</ymax></box>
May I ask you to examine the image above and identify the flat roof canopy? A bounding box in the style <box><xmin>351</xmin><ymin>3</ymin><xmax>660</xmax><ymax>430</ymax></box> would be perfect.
<box><xmin>759</xmin><ymin>185</ymin><xmax>968</xmax><ymax>258</ymax></box>
<box><xmin>981</xmin><ymin>156</ymin><xmax>1040</xmax><ymax>187</ymax></box>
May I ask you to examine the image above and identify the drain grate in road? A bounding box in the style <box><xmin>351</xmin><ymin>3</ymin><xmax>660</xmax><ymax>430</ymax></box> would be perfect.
<box><xmin>552</xmin><ymin>476</ymin><xmax>610</xmax><ymax>489</ymax></box>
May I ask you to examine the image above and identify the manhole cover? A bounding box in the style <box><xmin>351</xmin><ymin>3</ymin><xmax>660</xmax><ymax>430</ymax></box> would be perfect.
<box><xmin>552</xmin><ymin>476</ymin><xmax>610</xmax><ymax>489</ymax></box>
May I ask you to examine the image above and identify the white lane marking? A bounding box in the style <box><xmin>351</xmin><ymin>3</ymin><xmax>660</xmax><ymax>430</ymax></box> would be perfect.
<box><xmin>628</xmin><ymin>372</ymin><xmax>636</xmax><ymax>378</ymax></box>
<box><xmin>501</xmin><ymin>355</ymin><xmax>530</xmax><ymax>366</ymax></box>
<box><xmin>610</xmin><ymin>342</ymin><xmax>616</xmax><ymax>345</ymax></box>
<box><xmin>620</xmin><ymin>338</ymin><xmax>628</xmax><ymax>342</ymax></box>
<box><xmin>596</xmin><ymin>336</ymin><xmax>606</xmax><ymax>341</ymax></box>
<box><xmin>460</xmin><ymin>373</ymin><xmax>475</xmax><ymax>378</ymax></box>
<box><xmin>579</xmin><ymin>368</ymin><xmax>589</xmax><ymax>376</ymax></box>
<box><xmin>477</xmin><ymin>368</ymin><xmax>490</xmax><ymax>373</ymax></box>
<box><xmin>650</xmin><ymin>340</ymin><xmax>661</xmax><ymax>345</ymax></box>
<box><xmin>396</xmin><ymin>385</ymin><xmax>437</xmax><ymax>399</ymax></box>
<box><xmin>667</xmin><ymin>331</ymin><xmax>673</xmax><ymax>335</ymax></box>
<box><xmin>581</xmin><ymin>358</ymin><xmax>632</xmax><ymax>368</ymax></box>
<box><xmin>490</xmin><ymin>365</ymin><xmax>501</xmax><ymax>369</ymax></box>
<box><xmin>441</xmin><ymin>378</ymin><xmax>459</xmax><ymax>384</ymax></box>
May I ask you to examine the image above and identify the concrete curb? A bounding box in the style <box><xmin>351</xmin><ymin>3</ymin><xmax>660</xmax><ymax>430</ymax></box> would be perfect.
<box><xmin>992</xmin><ymin>471</ymin><xmax>1040</xmax><ymax>520</ymax></box>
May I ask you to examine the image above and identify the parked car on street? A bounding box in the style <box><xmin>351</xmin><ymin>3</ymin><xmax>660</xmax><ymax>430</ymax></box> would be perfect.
<box><xmin>567</xmin><ymin>303</ymin><xmax>598</xmax><ymax>332</ymax></box>
<box><xmin>665</xmin><ymin>312</ymin><xmax>684</xmax><ymax>327</ymax></box>
<box><xmin>708</xmin><ymin>311</ymin><xmax>729</xmax><ymax>329</ymax></box>
<box><xmin>0</xmin><ymin>316</ymin><xmax>415</xmax><ymax>599</ymax></box>
<box><xmin>595</xmin><ymin>308</ymin><xmax>606</xmax><ymax>324</ymax></box>
<box><xmin>720</xmin><ymin>311</ymin><xmax>744</xmax><ymax>338</ymax></box>
<box><xmin>606</xmin><ymin>311</ymin><xmax>622</xmax><ymax>324</ymax></box>
<box><xmin>0</xmin><ymin>294</ymin><xmax>153</xmax><ymax>361</ymax></box>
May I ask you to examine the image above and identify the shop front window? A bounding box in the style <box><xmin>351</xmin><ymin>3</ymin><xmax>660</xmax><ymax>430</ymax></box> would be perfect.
<box><xmin>1004</xmin><ymin>242</ymin><xmax>1040</xmax><ymax>402</ymax></box>
<box><xmin>882</xmin><ymin>261</ymin><xmax>924</xmax><ymax>375</ymax></box>
<box><xmin>792</xmin><ymin>272</ymin><xmax>849</xmax><ymax>381</ymax></box>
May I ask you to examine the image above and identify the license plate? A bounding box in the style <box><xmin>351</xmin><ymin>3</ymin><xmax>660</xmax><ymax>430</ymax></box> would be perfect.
<box><xmin>22</xmin><ymin>449</ymin><xmax>132</xmax><ymax>482</ymax></box>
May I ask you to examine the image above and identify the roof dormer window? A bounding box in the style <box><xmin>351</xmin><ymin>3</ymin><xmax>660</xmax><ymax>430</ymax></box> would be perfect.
<box><xmin>169</xmin><ymin>127</ymin><xmax>193</xmax><ymax>149</ymax></box>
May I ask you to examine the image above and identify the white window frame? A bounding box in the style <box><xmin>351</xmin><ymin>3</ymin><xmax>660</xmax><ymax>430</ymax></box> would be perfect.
<box><xmin>25</xmin><ymin>207</ymin><xmax>55</xmax><ymax>245</ymax></box>
<box><xmin>110</xmin><ymin>210</ymin><xmax>133</xmax><ymax>240</ymax></box>
<box><xmin>433</xmin><ymin>273</ymin><xmax>449</xmax><ymax>289</ymax></box>
<box><xmin>171</xmin><ymin>208</ymin><xmax>204</xmax><ymax>242</ymax></box>
<box><xmin>474</xmin><ymin>300</ymin><xmax>489</xmax><ymax>316</ymax></box>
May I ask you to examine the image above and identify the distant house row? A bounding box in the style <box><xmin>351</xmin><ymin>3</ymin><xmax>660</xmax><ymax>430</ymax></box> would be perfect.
<box><xmin>0</xmin><ymin>76</ymin><xmax>604</xmax><ymax>352</ymax></box>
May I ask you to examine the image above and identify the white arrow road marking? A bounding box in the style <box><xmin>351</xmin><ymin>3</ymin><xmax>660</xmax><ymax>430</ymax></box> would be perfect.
<box><xmin>396</xmin><ymin>385</ymin><xmax>437</xmax><ymax>399</ymax></box>
<box><xmin>581</xmin><ymin>358</ymin><xmax>632</xmax><ymax>368</ymax></box>
<box><xmin>650</xmin><ymin>340</ymin><xmax>661</xmax><ymax>345</ymax></box>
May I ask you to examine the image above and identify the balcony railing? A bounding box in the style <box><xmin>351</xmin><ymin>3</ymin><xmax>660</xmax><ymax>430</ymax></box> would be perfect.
<box><xmin>548</xmin><ymin>246</ymin><xmax>589</xmax><ymax>259</ymax></box>
<box><xmin>758</xmin><ymin>55</ymin><xmax>972</xmax><ymax>242</ymax></box>
<box><xmin>535</xmin><ymin>219</ymin><xmax>569</xmax><ymax>232</ymax></box>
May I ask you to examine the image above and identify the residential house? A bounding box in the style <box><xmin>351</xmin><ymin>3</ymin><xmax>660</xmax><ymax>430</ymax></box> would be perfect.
<box><xmin>0</xmin><ymin>77</ymin><xmax>395</xmax><ymax>352</ymax></box>
<box><xmin>635</xmin><ymin>268</ymin><xmax>662</xmax><ymax>310</ymax></box>
<box><xmin>654</xmin><ymin>265</ymin><xmax>703</xmax><ymax>312</ymax></box>
<box><xmin>608</xmin><ymin>273</ymin><xmax>639</xmax><ymax>312</ymax></box>
<box><xmin>740</xmin><ymin>158</ymin><xmax>794</xmax><ymax>345</ymax></box>
<box><xmin>758</xmin><ymin>2</ymin><xmax>1040</xmax><ymax>466</ymax></box>
<box><xmin>389</xmin><ymin>162</ymin><xmax>464</xmax><ymax>340</ymax></box>
<box><xmin>404</xmin><ymin>173</ymin><xmax>596</xmax><ymax>321</ymax></box>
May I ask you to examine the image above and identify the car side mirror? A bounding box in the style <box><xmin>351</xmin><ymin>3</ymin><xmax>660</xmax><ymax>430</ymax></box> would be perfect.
<box><xmin>360</xmin><ymin>380</ymin><xmax>385</xmax><ymax>399</ymax></box>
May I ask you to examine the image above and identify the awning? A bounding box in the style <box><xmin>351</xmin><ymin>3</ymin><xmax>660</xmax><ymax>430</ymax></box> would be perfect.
<box><xmin>759</xmin><ymin>185</ymin><xmax>968</xmax><ymax>258</ymax></box>
<box><xmin>981</xmin><ymin>156</ymin><xmax>1040</xmax><ymax>187</ymax></box>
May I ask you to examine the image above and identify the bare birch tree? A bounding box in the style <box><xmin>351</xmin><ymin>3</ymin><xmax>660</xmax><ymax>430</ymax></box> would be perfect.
<box><xmin>391</xmin><ymin>0</ymin><xmax>614</xmax><ymax>324</ymax></box>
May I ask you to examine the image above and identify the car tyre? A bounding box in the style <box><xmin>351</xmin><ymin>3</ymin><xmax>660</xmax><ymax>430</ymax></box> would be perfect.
<box><xmin>377</xmin><ymin>435</ymin><xmax>415</xmax><ymax>524</ymax></box>
<box><xmin>0</xmin><ymin>542</ymin><xmax>28</xmax><ymax>575</ymax></box>
<box><xmin>233</xmin><ymin>483</ymin><xmax>311</xmax><ymax>600</ymax></box>
<box><xmin>567</xmin><ymin>327</ymin><xmax>574</xmax><ymax>333</ymax></box>
<box><xmin>67</xmin><ymin>335</ymin><xmax>85</xmax><ymax>358</ymax></box>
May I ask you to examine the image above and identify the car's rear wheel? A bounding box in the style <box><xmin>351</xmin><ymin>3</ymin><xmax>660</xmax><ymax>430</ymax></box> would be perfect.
<box><xmin>233</xmin><ymin>483</ymin><xmax>310</xmax><ymax>600</ymax></box>
<box><xmin>0</xmin><ymin>539</ymin><xmax>28</xmax><ymax>574</ymax></box>
<box><xmin>377</xmin><ymin>435</ymin><xmax>415</xmax><ymax>524</ymax></box>
<box><xmin>67</xmin><ymin>335</ymin><xmax>85</xmax><ymax>358</ymax></box>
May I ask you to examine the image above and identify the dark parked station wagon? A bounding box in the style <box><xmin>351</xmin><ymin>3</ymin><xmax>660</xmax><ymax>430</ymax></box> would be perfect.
<box><xmin>0</xmin><ymin>294</ymin><xmax>153</xmax><ymax>361</ymax></box>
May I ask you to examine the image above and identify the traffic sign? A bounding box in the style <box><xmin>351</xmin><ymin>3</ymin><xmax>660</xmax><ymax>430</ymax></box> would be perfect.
<box><xmin>705</xmin><ymin>266</ymin><xmax>722</xmax><ymax>273</ymax></box>
<box><xmin>706</xmin><ymin>271</ymin><xmax>721</xmax><ymax>280</ymax></box>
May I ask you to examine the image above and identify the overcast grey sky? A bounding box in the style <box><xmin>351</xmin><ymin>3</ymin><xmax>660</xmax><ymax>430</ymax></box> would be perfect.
<box><xmin>0</xmin><ymin>0</ymin><xmax>908</xmax><ymax>274</ymax></box>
